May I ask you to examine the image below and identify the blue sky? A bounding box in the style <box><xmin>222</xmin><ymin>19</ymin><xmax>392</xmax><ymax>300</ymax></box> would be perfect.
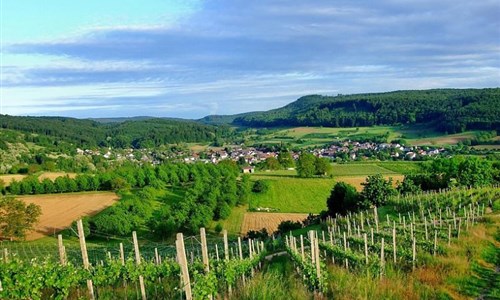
<box><xmin>1</xmin><ymin>0</ymin><xmax>499</xmax><ymax>118</ymax></box>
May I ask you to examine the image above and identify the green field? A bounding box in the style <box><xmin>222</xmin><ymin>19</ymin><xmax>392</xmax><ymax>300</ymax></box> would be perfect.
<box><xmin>209</xmin><ymin>205</ymin><xmax>248</xmax><ymax>235</ymax></box>
<box><xmin>330</xmin><ymin>163</ymin><xmax>396</xmax><ymax>176</ymax></box>
<box><xmin>249</xmin><ymin>175</ymin><xmax>334</xmax><ymax>213</ymax></box>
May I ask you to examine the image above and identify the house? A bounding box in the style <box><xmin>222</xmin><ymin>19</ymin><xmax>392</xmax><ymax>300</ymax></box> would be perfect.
<box><xmin>242</xmin><ymin>166</ymin><xmax>255</xmax><ymax>174</ymax></box>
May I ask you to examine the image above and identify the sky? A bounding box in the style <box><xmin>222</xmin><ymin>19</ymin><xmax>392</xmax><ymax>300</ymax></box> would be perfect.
<box><xmin>1</xmin><ymin>0</ymin><xmax>499</xmax><ymax>118</ymax></box>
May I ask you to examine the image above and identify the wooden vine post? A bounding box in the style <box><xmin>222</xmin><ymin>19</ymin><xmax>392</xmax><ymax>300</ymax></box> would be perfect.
<box><xmin>200</xmin><ymin>228</ymin><xmax>213</xmax><ymax>300</ymax></box>
<box><xmin>223</xmin><ymin>230</ymin><xmax>232</xmax><ymax>295</ymax></box>
<box><xmin>76</xmin><ymin>219</ymin><xmax>95</xmax><ymax>300</ymax></box>
<box><xmin>238</xmin><ymin>237</ymin><xmax>246</xmax><ymax>286</ymax></box>
<box><xmin>57</xmin><ymin>234</ymin><xmax>66</xmax><ymax>266</ymax></box>
<box><xmin>380</xmin><ymin>238</ymin><xmax>385</xmax><ymax>277</ymax></box>
<box><xmin>176</xmin><ymin>233</ymin><xmax>192</xmax><ymax>300</ymax></box>
<box><xmin>132</xmin><ymin>231</ymin><xmax>147</xmax><ymax>300</ymax></box>
<box><xmin>392</xmin><ymin>225</ymin><xmax>397</xmax><ymax>263</ymax></box>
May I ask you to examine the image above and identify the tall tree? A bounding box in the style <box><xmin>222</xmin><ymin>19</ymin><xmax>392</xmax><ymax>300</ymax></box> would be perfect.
<box><xmin>360</xmin><ymin>174</ymin><xmax>396</xmax><ymax>207</ymax></box>
<box><xmin>327</xmin><ymin>182</ymin><xmax>359</xmax><ymax>216</ymax></box>
<box><xmin>297</xmin><ymin>152</ymin><xmax>316</xmax><ymax>178</ymax></box>
<box><xmin>278</xmin><ymin>151</ymin><xmax>294</xmax><ymax>168</ymax></box>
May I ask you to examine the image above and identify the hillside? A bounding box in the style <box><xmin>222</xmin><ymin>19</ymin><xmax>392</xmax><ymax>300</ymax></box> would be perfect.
<box><xmin>231</xmin><ymin>88</ymin><xmax>500</xmax><ymax>133</ymax></box>
<box><xmin>0</xmin><ymin>115</ymin><xmax>233</xmax><ymax>148</ymax></box>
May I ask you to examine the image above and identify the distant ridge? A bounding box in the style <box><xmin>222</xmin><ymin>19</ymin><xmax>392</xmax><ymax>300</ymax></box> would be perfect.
<box><xmin>206</xmin><ymin>88</ymin><xmax>500</xmax><ymax>133</ymax></box>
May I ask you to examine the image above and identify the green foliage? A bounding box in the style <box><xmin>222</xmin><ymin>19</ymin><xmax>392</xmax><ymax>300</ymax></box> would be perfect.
<box><xmin>264</xmin><ymin>157</ymin><xmax>281</xmax><ymax>170</ymax></box>
<box><xmin>315</xmin><ymin>157</ymin><xmax>332</xmax><ymax>175</ymax></box>
<box><xmin>277</xmin><ymin>220</ymin><xmax>303</xmax><ymax>234</ymax></box>
<box><xmin>327</xmin><ymin>182</ymin><xmax>359</xmax><ymax>216</ymax></box>
<box><xmin>296</xmin><ymin>152</ymin><xmax>316</xmax><ymax>178</ymax></box>
<box><xmin>0</xmin><ymin>115</ymin><xmax>235</xmax><ymax>149</ymax></box>
<box><xmin>456</xmin><ymin>157</ymin><xmax>493</xmax><ymax>187</ymax></box>
<box><xmin>360</xmin><ymin>174</ymin><xmax>396</xmax><ymax>207</ymax></box>
<box><xmin>277</xmin><ymin>151</ymin><xmax>294</xmax><ymax>168</ymax></box>
<box><xmin>396</xmin><ymin>177</ymin><xmax>422</xmax><ymax>195</ymax></box>
<box><xmin>252</xmin><ymin>180</ymin><xmax>270</xmax><ymax>193</ymax></box>
<box><xmin>233</xmin><ymin>88</ymin><xmax>500</xmax><ymax>133</ymax></box>
<box><xmin>0</xmin><ymin>197</ymin><xmax>41</xmax><ymax>239</ymax></box>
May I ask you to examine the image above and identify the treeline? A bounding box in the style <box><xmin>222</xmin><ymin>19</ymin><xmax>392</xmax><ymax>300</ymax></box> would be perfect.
<box><xmin>233</xmin><ymin>88</ymin><xmax>500</xmax><ymax>133</ymax></box>
<box><xmin>0</xmin><ymin>115</ymin><xmax>233</xmax><ymax>149</ymax></box>
<box><xmin>3</xmin><ymin>161</ymin><xmax>250</xmax><ymax>238</ymax></box>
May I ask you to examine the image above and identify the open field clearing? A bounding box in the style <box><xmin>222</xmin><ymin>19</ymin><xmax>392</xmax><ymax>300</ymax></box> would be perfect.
<box><xmin>337</xmin><ymin>174</ymin><xmax>404</xmax><ymax>191</ymax></box>
<box><xmin>249</xmin><ymin>176</ymin><xmax>333</xmax><ymax>213</ymax></box>
<box><xmin>0</xmin><ymin>174</ymin><xmax>27</xmax><ymax>185</ymax></box>
<box><xmin>19</xmin><ymin>192</ymin><xmax>118</xmax><ymax>240</ymax></box>
<box><xmin>331</xmin><ymin>163</ymin><xmax>397</xmax><ymax>176</ymax></box>
<box><xmin>409</xmin><ymin>131</ymin><xmax>476</xmax><ymax>146</ymax></box>
<box><xmin>38</xmin><ymin>172</ymin><xmax>77</xmax><ymax>181</ymax></box>
<box><xmin>241</xmin><ymin>212</ymin><xmax>309</xmax><ymax>234</ymax></box>
<box><xmin>472</xmin><ymin>144</ymin><xmax>500</xmax><ymax>150</ymax></box>
<box><xmin>210</xmin><ymin>205</ymin><xmax>248</xmax><ymax>236</ymax></box>
<box><xmin>0</xmin><ymin>171</ymin><xmax>77</xmax><ymax>186</ymax></box>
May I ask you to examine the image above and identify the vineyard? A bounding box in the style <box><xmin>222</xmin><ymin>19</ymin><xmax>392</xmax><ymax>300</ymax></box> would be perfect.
<box><xmin>1</xmin><ymin>186</ymin><xmax>499</xmax><ymax>299</ymax></box>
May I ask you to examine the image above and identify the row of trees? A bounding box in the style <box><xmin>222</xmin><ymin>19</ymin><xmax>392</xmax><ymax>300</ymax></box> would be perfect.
<box><xmin>296</xmin><ymin>153</ymin><xmax>332</xmax><ymax>178</ymax></box>
<box><xmin>70</xmin><ymin>162</ymin><xmax>251</xmax><ymax>238</ymax></box>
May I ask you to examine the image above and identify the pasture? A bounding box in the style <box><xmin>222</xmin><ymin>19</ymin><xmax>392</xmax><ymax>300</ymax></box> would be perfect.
<box><xmin>19</xmin><ymin>192</ymin><xmax>118</xmax><ymax>240</ymax></box>
<box><xmin>249</xmin><ymin>176</ymin><xmax>334</xmax><ymax>213</ymax></box>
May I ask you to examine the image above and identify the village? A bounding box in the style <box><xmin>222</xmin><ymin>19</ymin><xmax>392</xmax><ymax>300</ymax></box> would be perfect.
<box><xmin>76</xmin><ymin>140</ymin><xmax>447</xmax><ymax>169</ymax></box>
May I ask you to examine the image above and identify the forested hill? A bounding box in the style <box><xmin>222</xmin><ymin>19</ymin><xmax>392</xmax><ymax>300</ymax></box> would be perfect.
<box><xmin>232</xmin><ymin>88</ymin><xmax>500</xmax><ymax>133</ymax></box>
<box><xmin>0</xmin><ymin>115</ymin><xmax>232</xmax><ymax>148</ymax></box>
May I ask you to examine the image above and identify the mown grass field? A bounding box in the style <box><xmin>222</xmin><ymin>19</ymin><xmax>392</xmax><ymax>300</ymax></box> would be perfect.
<box><xmin>330</xmin><ymin>163</ymin><xmax>397</xmax><ymax>176</ymax></box>
<box><xmin>249</xmin><ymin>175</ymin><xmax>334</xmax><ymax>213</ymax></box>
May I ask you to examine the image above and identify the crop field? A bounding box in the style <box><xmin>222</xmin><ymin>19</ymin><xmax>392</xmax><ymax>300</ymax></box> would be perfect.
<box><xmin>409</xmin><ymin>131</ymin><xmax>476</xmax><ymax>146</ymax></box>
<box><xmin>337</xmin><ymin>175</ymin><xmax>405</xmax><ymax>191</ymax></box>
<box><xmin>19</xmin><ymin>192</ymin><xmax>118</xmax><ymax>240</ymax></box>
<box><xmin>37</xmin><ymin>172</ymin><xmax>77</xmax><ymax>181</ymax></box>
<box><xmin>0</xmin><ymin>171</ymin><xmax>77</xmax><ymax>186</ymax></box>
<box><xmin>241</xmin><ymin>212</ymin><xmax>309</xmax><ymax>234</ymax></box>
<box><xmin>0</xmin><ymin>174</ymin><xmax>26</xmax><ymax>186</ymax></box>
<box><xmin>249</xmin><ymin>176</ymin><xmax>334</xmax><ymax>213</ymax></box>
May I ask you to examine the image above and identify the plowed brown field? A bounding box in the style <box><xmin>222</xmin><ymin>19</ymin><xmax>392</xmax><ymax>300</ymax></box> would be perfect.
<box><xmin>241</xmin><ymin>212</ymin><xmax>309</xmax><ymax>235</ymax></box>
<box><xmin>19</xmin><ymin>192</ymin><xmax>118</xmax><ymax>240</ymax></box>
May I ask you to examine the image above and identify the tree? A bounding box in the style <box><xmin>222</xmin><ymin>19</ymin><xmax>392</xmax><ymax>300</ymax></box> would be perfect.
<box><xmin>327</xmin><ymin>182</ymin><xmax>359</xmax><ymax>216</ymax></box>
<box><xmin>360</xmin><ymin>174</ymin><xmax>396</xmax><ymax>207</ymax></box>
<box><xmin>278</xmin><ymin>151</ymin><xmax>294</xmax><ymax>168</ymax></box>
<box><xmin>0</xmin><ymin>179</ymin><xmax>5</xmax><ymax>195</ymax></box>
<box><xmin>252</xmin><ymin>180</ymin><xmax>270</xmax><ymax>193</ymax></box>
<box><xmin>397</xmin><ymin>177</ymin><xmax>421</xmax><ymax>195</ymax></box>
<box><xmin>315</xmin><ymin>157</ymin><xmax>332</xmax><ymax>176</ymax></box>
<box><xmin>237</xmin><ymin>174</ymin><xmax>252</xmax><ymax>205</ymax></box>
<box><xmin>297</xmin><ymin>152</ymin><xmax>316</xmax><ymax>178</ymax></box>
<box><xmin>0</xmin><ymin>197</ymin><xmax>42</xmax><ymax>240</ymax></box>
<box><xmin>264</xmin><ymin>157</ymin><xmax>281</xmax><ymax>170</ymax></box>
<box><xmin>457</xmin><ymin>157</ymin><xmax>493</xmax><ymax>187</ymax></box>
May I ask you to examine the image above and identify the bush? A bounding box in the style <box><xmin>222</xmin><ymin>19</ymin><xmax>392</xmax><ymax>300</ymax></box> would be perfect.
<box><xmin>245</xmin><ymin>228</ymin><xmax>269</xmax><ymax>240</ymax></box>
<box><xmin>276</xmin><ymin>220</ymin><xmax>302</xmax><ymax>234</ymax></box>
<box><xmin>215</xmin><ymin>223</ymin><xmax>223</xmax><ymax>234</ymax></box>
<box><xmin>252</xmin><ymin>180</ymin><xmax>270</xmax><ymax>193</ymax></box>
